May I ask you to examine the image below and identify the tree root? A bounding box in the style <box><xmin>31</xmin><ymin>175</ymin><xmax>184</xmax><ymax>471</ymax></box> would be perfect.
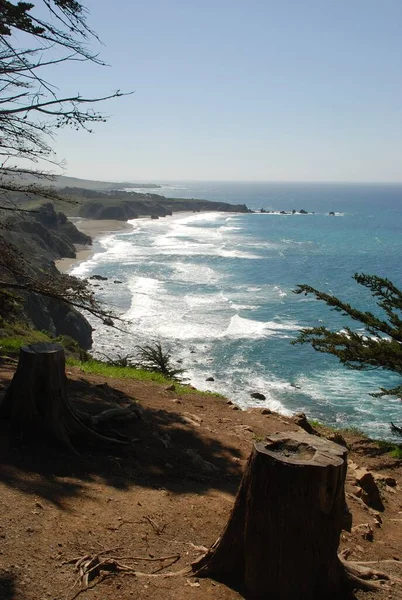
<box><xmin>341</xmin><ymin>558</ymin><xmax>402</xmax><ymax>592</ymax></box>
<box><xmin>65</xmin><ymin>548</ymin><xmax>187</xmax><ymax>599</ymax></box>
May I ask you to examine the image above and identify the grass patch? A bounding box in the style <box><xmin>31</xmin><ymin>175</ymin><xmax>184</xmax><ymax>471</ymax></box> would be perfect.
<box><xmin>67</xmin><ymin>358</ymin><xmax>225</xmax><ymax>397</ymax></box>
<box><xmin>391</xmin><ymin>446</ymin><xmax>402</xmax><ymax>459</ymax></box>
<box><xmin>0</xmin><ymin>323</ymin><xmax>85</xmax><ymax>359</ymax></box>
<box><xmin>67</xmin><ymin>358</ymin><xmax>173</xmax><ymax>383</ymax></box>
<box><xmin>376</xmin><ymin>440</ymin><xmax>402</xmax><ymax>459</ymax></box>
<box><xmin>337</xmin><ymin>426</ymin><xmax>368</xmax><ymax>438</ymax></box>
<box><xmin>0</xmin><ymin>329</ymin><xmax>53</xmax><ymax>354</ymax></box>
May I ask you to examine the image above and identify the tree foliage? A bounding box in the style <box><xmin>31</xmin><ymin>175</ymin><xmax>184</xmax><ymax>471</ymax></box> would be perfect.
<box><xmin>0</xmin><ymin>0</ymin><xmax>123</xmax><ymax>321</ymax></box>
<box><xmin>293</xmin><ymin>273</ymin><xmax>402</xmax><ymax>402</ymax></box>
<box><xmin>135</xmin><ymin>341</ymin><xmax>184</xmax><ymax>380</ymax></box>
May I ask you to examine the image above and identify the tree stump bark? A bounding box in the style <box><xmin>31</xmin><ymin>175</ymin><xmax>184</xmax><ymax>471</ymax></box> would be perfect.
<box><xmin>193</xmin><ymin>431</ymin><xmax>350</xmax><ymax>600</ymax></box>
<box><xmin>1</xmin><ymin>342</ymin><xmax>126</xmax><ymax>452</ymax></box>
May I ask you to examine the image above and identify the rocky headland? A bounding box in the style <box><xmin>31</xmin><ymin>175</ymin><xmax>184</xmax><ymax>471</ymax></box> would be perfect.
<box><xmin>0</xmin><ymin>190</ymin><xmax>251</xmax><ymax>351</ymax></box>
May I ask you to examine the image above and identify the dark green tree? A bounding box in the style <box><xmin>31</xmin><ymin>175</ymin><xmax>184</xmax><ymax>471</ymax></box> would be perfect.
<box><xmin>293</xmin><ymin>273</ymin><xmax>402</xmax><ymax>434</ymax></box>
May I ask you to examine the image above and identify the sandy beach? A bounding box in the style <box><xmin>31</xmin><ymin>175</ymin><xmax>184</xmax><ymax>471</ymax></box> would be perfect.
<box><xmin>55</xmin><ymin>218</ymin><xmax>133</xmax><ymax>273</ymax></box>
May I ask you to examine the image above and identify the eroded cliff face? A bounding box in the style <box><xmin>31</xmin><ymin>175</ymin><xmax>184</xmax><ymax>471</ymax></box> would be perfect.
<box><xmin>1</xmin><ymin>204</ymin><xmax>93</xmax><ymax>349</ymax></box>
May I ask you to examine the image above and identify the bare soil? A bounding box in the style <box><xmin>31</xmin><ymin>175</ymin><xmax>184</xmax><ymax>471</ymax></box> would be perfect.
<box><xmin>0</xmin><ymin>362</ymin><xmax>401</xmax><ymax>600</ymax></box>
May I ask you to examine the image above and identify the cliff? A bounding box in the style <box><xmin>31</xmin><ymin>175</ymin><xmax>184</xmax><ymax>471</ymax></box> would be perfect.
<box><xmin>26</xmin><ymin>187</ymin><xmax>251</xmax><ymax>221</ymax></box>
<box><xmin>1</xmin><ymin>204</ymin><xmax>93</xmax><ymax>348</ymax></box>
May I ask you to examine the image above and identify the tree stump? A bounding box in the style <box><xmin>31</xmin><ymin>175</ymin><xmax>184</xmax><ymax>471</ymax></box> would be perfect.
<box><xmin>193</xmin><ymin>431</ymin><xmax>350</xmax><ymax>600</ymax></box>
<box><xmin>1</xmin><ymin>342</ymin><xmax>126</xmax><ymax>452</ymax></box>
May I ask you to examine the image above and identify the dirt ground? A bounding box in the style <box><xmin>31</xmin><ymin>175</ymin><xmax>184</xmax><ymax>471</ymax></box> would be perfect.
<box><xmin>0</xmin><ymin>361</ymin><xmax>401</xmax><ymax>600</ymax></box>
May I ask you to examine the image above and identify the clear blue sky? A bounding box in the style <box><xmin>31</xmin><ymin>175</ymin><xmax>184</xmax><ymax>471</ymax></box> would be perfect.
<box><xmin>49</xmin><ymin>0</ymin><xmax>402</xmax><ymax>182</ymax></box>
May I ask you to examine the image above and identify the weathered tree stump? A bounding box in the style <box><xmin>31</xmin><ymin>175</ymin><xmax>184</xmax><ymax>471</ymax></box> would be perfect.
<box><xmin>0</xmin><ymin>342</ymin><xmax>127</xmax><ymax>452</ymax></box>
<box><xmin>193</xmin><ymin>431</ymin><xmax>351</xmax><ymax>600</ymax></box>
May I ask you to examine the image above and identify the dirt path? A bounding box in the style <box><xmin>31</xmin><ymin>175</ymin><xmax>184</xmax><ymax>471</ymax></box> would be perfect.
<box><xmin>0</xmin><ymin>364</ymin><xmax>401</xmax><ymax>599</ymax></box>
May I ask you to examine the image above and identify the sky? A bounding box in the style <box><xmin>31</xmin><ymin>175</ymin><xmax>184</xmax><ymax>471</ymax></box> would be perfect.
<box><xmin>44</xmin><ymin>0</ymin><xmax>402</xmax><ymax>182</ymax></box>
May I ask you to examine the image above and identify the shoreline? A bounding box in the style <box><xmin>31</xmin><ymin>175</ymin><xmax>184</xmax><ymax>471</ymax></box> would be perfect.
<box><xmin>55</xmin><ymin>211</ymin><xmax>222</xmax><ymax>274</ymax></box>
<box><xmin>55</xmin><ymin>218</ymin><xmax>133</xmax><ymax>273</ymax></box>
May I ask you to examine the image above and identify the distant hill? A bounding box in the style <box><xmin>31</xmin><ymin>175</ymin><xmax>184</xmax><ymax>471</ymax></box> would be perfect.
<box><xmin>50</xmin><ymin>176</ymin><xmax>161</xmax><ymax>191</ymax></box>
<box><xmin>6</xmin><ymin>173</ymin><xmax>160</xmax><ymax>192</ymax></box>
<box><xmin>1</xmin><ymin>174</ymin><xmax>250</xmax><ymax>218</ymax></box>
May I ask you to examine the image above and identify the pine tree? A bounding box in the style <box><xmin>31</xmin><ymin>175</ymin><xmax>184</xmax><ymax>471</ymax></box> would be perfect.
<box><xmin>293</xmin><ymin>273</ymin><xmax>402</xmax><ymax>434</ymax></box>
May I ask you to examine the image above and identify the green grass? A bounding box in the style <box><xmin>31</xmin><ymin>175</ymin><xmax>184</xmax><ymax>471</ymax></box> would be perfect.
<box><xmin>0</xmin><ymin>322</ymin><xmax>85</xmax><ymax>358</ymax></box>
<box><xmin>339</xmin><ymin>426</ymin><xmax>369</xmax><ymax>438</ymax></box>
<box><xmin>0</xmin><ymin>329</ymin><xmax>53</xmax><ymax>354</ymax></box>
<box><xmin>67</xmin><ymin>357</ymin><xmax>172</xmax><ymax>383</ymax></box>
<box><xmin>376</xmin><ymin>440</ymin><xmax>402</xmax><ymax>459</ymax></box>
<box><xmin>67</xmin><ymin>357</ymin><xmax>224</xmax><ymax>397</ymax></box>
<box><xmin>391</xmin><ymin>446</ymin><xmax>402</xmax><ymax>459</ymax></box>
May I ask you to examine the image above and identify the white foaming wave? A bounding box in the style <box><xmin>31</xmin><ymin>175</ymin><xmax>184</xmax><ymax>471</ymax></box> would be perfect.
<box><xmin>171</xmin><ymin>262</ymin><xmax>221</xmax><ymax>284</ymax></box>
<box><xmin>219</xmin><ymin>247</ymin><xmax>260</xmax><ymax>259</ymax></box>
<box><xmin>281</xmin><ymin>238</ymin><xmax>314</xmax><ymax>246</ymax></box>
<box><xmin>176</xmin><ymin>211</ymin><xmax>223</xmax><ymax>225</ymax></box>
<box><xmin>223</xmin><ymin>314</ymin><xmax>298</xmax><ymax>338</ymax></box>
<box><xmin>186</xmin><ymin>365</ymin><xmax>293</xmax><ymax>416</ymax></box>
<box><xmin>185</xmin><ymin>295</ymin><xmax>220</xmax><ymax>307</ymax></box>
<box><xmin>295</xmin><ymin>370</ymin><xmax>380</xmax><ymax>406</ymax></box>
<box><xmin>124</xmin><ymin>276</ymin><xmax>161</xmax><ymax>320</ymax></box>
<box><xmin>274</xmin><ymin>285</ymin><xmax>287</xmax><ymax>297</ymax></box>
<box><xmin>123</xmin><ymin>276</ymin><xmax>226</xmax><ymax>340</ymax></box>
<box><xmin>229</xmin><ymin>303</ymin><xmax>259</xmax><ymax>310</ymax></box>
<box><xmin>70</xmin><ymin>254</ymin><xmax>103</xmax><ymax>276</ymax></box>
<box><xmin>218</xmin><ymin>225</ymin><xmax>241</xmax><ymax>232</ymax></box>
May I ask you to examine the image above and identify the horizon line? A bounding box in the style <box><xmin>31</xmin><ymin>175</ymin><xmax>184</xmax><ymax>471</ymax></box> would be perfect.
<box><xmin>63</xmin><ymin>175</ymin><xmax>402</xmax><ymax>186</ymax></box>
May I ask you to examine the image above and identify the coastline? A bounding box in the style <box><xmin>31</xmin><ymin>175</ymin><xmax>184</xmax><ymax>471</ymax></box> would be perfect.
<box><xmin>55</xmin><ymin>218</ymin><xmax>133</xmax><ymax>273</ymax></box>
<box><xmin>55</xmin><ymin>211</ymin><xmax>218</xmax><ymax>274</ymax></box>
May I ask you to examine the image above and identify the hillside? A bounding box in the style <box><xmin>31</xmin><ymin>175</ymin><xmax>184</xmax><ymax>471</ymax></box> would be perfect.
<box><xmin>0</xmin><ymin>204</ymin><xmax>94</xmax><ymax>348</ymax></box>
<box><xmin>5</xmin><ymin>175</ymin><xmax>250</xmax><ymax>220</ymax></box>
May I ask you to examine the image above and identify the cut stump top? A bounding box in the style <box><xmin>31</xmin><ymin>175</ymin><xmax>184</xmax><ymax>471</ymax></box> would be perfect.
<box><xmin>257</xmin><ymin>430</ymin><xmax>346</xmax><ymax>468</ymax></box>
<box><xmin>21</xmin><ymin>342</ymin><xmax>64</xmax><ymax>354</ymax></box>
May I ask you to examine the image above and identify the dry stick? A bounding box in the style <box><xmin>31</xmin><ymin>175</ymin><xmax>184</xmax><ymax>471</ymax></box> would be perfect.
<box><xmin>151</xmin><ymin>555</ymin><xmax>181</xmax><ymax>574</ymax></box>
<box><xmin>114</xmin><ymin>554</ymin><xmax>180</xmax><ymax>562</ymax></box>
<box><xmin>144</xmin><ymin>515</ymin><xmax>165</xmax><ymax>534</ymax></box>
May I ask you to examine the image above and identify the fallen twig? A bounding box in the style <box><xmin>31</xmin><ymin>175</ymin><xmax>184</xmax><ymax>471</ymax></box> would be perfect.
<box><xmin>144</xmin><ymin>515</ymin><xmax>166</xmax><ymax>535</ymax></box>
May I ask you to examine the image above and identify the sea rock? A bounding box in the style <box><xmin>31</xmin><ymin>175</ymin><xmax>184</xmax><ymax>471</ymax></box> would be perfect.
<box><xmin>329</xmin><ymin>211</ymin><xmax>335</xmax><ymax>216</ymax></box>
<box><xmin>114</xmin><ymin>280</ymin><xmax>122</xmax><ymax>284</ymax></box>
<box><xmin>90</xmin><ymin>274</ymin><xmax>108</xmax><ymax>281</ymax></box>
<box><xmin>299</xmin><ymin>209</ymin><xmax>308</xmax><ymax>214</ymax></box>
<box><xmin>250</xmin><ymin>392</ymin><xmax>266</xmax><ymax>400</ymax></box>
<box><xmin>206</xmin><ymin>376</ymin><xmax>215</xmax><ymax>382</ymax></box>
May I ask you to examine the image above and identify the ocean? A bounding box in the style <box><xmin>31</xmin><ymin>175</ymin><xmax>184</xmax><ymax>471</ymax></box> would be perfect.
<box><xmin>70</xmin><ymin>182</ymin><xmax>402</xmax><ymax>440</ymax></box>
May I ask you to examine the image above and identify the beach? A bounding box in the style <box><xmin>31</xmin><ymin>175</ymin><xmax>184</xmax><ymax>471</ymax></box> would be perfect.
<box><xmin>55</xmin><ymin>218</ymin><xmax>132</xmax><ymax>273</ymax></box>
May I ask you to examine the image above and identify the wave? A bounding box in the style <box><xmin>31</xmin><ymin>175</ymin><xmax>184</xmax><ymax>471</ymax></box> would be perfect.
<box><xmin>224</xmin><ymin>314</ymin><xmax>298</xmax><ymax>339</ymax></box>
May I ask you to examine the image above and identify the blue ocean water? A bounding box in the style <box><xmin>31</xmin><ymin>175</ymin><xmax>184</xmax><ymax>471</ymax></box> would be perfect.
<box><xmin>70</xmin><ymin>182</ymin><xmax>402</xmax><ymax>439</ymax></box>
